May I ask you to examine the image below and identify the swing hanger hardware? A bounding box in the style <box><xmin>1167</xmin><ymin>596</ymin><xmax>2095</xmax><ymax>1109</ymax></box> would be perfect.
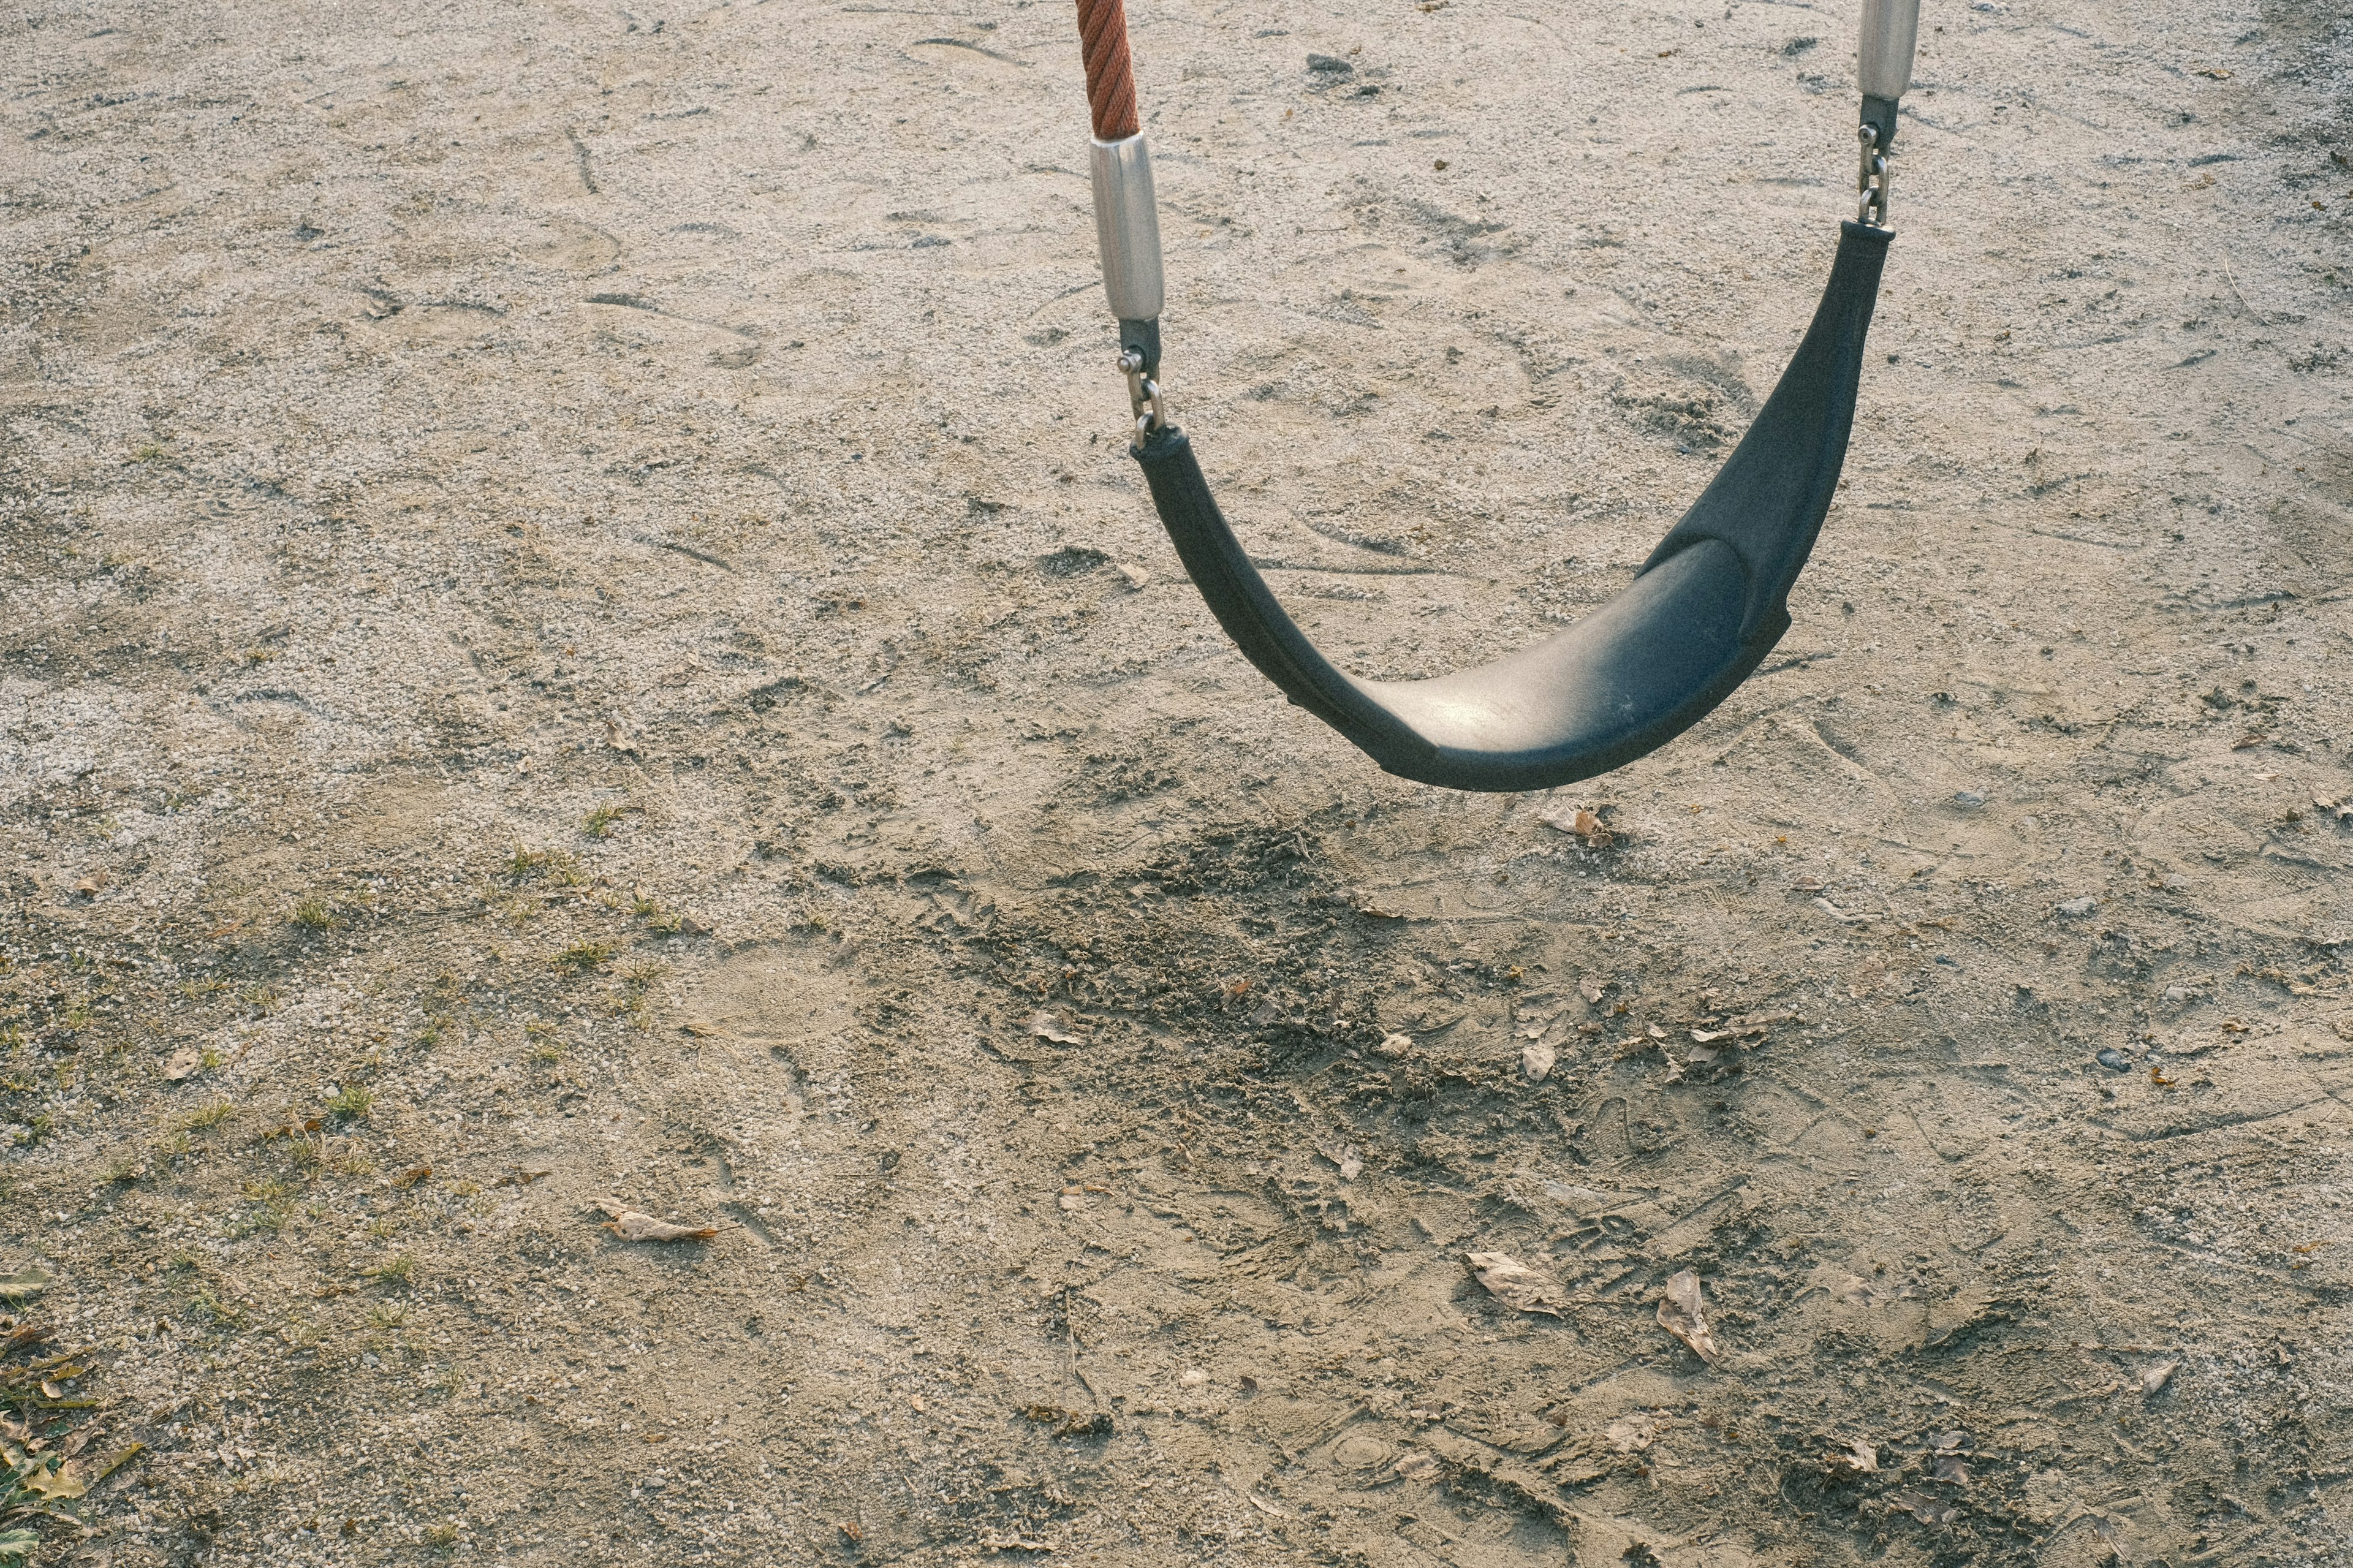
<box><xmin>1119</xmin><ymin>347</ymin><xmax>1169</xmax><ymax>439</ymax></box>
<box><xmin>1856</xmin><ymin>121</ymin><xmax>1893</xmax><ymax>229</ymax></box>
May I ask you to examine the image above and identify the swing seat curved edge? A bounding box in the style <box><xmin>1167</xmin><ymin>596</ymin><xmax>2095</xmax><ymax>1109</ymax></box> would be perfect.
<box><xmin>1132</xmin><ymin>219</ymin><xmax>1894</xmax><ymax>793</ymax></box>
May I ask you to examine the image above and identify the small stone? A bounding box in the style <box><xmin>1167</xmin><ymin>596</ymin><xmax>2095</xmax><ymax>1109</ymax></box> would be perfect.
<box><xmin>1521</xmin><ymin>1042</ymin><xmax>1556</xmax><ymax>1083</ymax></box>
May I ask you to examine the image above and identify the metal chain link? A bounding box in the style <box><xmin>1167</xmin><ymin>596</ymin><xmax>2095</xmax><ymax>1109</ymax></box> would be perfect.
<box><xmin>1119</xmin><ymin>348</ymin><xmax>1169</xmax><ymax>441</ymax></box>
<box><xmin>1857</xmin><ymin>123</ymin><xmax>1892</xmax><ymax>228</ymax></box>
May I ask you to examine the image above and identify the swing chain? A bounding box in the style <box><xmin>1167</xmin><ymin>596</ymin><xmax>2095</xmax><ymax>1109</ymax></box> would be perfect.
<box><xmin>1120</xmin><ymin>347</ymin><xmax>1170</xmax><ymax>441</ymax></box>
<box><xmin>1856</xmin><ymin>122</ymin><xmax>1893</xmax><ymax>228</ymax></box>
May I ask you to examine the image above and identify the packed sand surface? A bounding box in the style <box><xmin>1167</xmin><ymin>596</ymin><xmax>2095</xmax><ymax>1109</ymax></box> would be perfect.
<box><xmin>4</xmin><ymin>0</ymin><xmax>2353</xmax><ymax>1562</ymax></box>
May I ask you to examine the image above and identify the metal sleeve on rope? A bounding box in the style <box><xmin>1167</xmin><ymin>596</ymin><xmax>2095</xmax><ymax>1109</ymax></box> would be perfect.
<box><xmin>1090</xmin><ymin>134</ymin><xmax>1164</xmax><ymax>324</ymax></box>
<box><xmin>1857</xmin><ymin>0</ymin><xmax>1919</xmax><ymax>106</ymax></box>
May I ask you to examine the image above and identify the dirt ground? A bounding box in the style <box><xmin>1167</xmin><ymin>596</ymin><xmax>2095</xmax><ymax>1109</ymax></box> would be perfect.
<box><xmin>3</xmin><ymin>0</ymin><xmax>2352</xmax><ymax>1562</ymax></box>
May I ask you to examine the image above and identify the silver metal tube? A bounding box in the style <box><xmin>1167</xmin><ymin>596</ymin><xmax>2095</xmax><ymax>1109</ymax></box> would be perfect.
<box><xmin>1089</xmin><ymin>133</ymin><xmax>1164</xmax><ymax>323</ymax></box>
<box><xmin>1857</xmin><ymin>0</ymin><xmax>1920</xmax><ymax>102</ymax></box>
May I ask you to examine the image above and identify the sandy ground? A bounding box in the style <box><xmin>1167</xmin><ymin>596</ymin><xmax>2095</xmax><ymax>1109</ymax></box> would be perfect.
<box><xmin>3</xmin><ymin>0</ymin><xmax>2352</xmax><ymax>1562</ymax></box>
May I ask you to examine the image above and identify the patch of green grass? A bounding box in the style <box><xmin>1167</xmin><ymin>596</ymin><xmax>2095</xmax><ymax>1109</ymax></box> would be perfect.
<box><xmin>506</xmin><ymin>846</ymin><xmax>587</xmax><ymax>886</ymax></box>
<box><xmin>581</xmin><ymin>802</ymin><xmax>632</xmax><ymax>840</ymax></box>
<box><xmin>631</xmin><ymin>893</ymin><xmax>681</xmax><ymax>934</ymax></box>
<box><xmin>180</xmin><ymin>1099</ymin><xmax>235</xmax><ymax>1131</ymax></box>
<box><xmin>188</xmin><ymin>1285</ymin><xmax>244</xmax><ymax>1326</ymax></box>
<box><xmin>553</xmin><ymin>941</ymin><xmax>615</xmax><ymax>974</ymax></box>
<box><xmin>325</xmin><ymin>1084</ymin><xmax>374</xmax><ymax>1122</ymax></box>
<box><xmin>290</xmin><ymin>898</ymin><xmax>339</xmax><ymax>932</ymax></box>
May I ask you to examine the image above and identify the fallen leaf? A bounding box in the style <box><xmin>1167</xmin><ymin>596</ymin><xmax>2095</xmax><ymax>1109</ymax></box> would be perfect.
<box><xmin>0</xmin><ymin>1266</ymin><xmax>53</xmax><ymax>1300</ymax></box>
<box><xmin>2140</xmin><ymin>1358</ymin><xmax>2179</xmax><ymax>1395</ymax></box>
<box><xmin>1028</xmin><ymin>1012</ymin><xmax>1084</xmax><ymax>1045</ymax></box>
<box><xmin>162</xmin><ymin>1046</ymin><xmax>202</xmax><ymax>1081</ymax></box>
<box><xmin>22</xmin><ymin>1458</ymin><xmax>86</xmax><ymax>1500</ymax></box>
<box><xmin>1604</xmin><ymin>1412</ymin><xmax>1664</xmax><ymax>1453</ymax></box>
<box><xmin>91</xmin><ymin>1443</ymin><xmax>145</xmax><ymax>1483</ymax></box>
<box><xmin>1542</xmin><ymin>806</ymin><xmax>1614</xmax><ymax>847</ymax></box>
<box><xmin>1830</xmin><ymin>1438</ymin><xmax>1877</xmax><ymax>1474</ymax></box>
<box><xmin>1464</xmin><ymin>1252</ymin><xmax>1566</xmax><ymax>1317</ymax></box>
<box><xmin>597</xmin><ymin>1203</ymin><xmax>717</xmax><ymax>1242</ymax></box>
<box><xmin>1657</xmin><ymin>1270</ymin><xmax>1721</xmax><ymax>1364</ymax></box>
<box><xmin>1521</xmin><ymin>1042</ymin><xmax>1557</xmax><ymax>1083</ymax></box>
<box><xmin>1891</xmin><ymin>1488</ymin><xmax>1959</xmax><ymax>1526</ymax></box>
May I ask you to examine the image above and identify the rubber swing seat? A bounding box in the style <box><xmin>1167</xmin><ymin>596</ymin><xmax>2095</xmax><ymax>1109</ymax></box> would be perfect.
<box><xmin>1133</xmin><ymin>219</ymin><xmax>1893</xmax><ymax>793</ymax></box>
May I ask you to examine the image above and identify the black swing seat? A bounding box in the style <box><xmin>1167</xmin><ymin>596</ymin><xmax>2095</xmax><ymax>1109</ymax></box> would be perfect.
<box><xmin>1133</xmin><ymin>219</ymin><xmax>1893</xmax><ymax>793</ymax></box>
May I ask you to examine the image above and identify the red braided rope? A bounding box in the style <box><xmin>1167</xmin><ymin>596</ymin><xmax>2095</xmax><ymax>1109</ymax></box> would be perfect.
<box><xmin>1075</xmin><ymin>0</ymin><xmax>1142</xmax><ymax>141</ymax></box>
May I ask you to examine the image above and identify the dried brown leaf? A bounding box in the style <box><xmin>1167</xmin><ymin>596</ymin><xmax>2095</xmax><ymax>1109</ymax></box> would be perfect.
<box><xmin>1028</xmin><ymin>1011</ymin><xmax>1084</xmax><ymax>1045</ymax></box>
<box><xmin>1464</xmin><ymin>1252</ymin><xmax>1566</xmax><ymax>1317</ymax></box>
<box><xmin>1657</xmin><ymin>1269</ymin><xmax>1721</xmax><ymax>1363</ymax></box>
<box><xmin>597</xmin><ymin>1203</ymin><xmax>717</xmax><ymax>1242</ymax></box>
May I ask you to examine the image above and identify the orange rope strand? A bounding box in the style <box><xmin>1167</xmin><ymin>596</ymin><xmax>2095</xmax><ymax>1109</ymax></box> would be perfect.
<box><xmin>1075</xmin><ymin>0</ymin><xmax>1142</xmax><ymax>141</ymax></box>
